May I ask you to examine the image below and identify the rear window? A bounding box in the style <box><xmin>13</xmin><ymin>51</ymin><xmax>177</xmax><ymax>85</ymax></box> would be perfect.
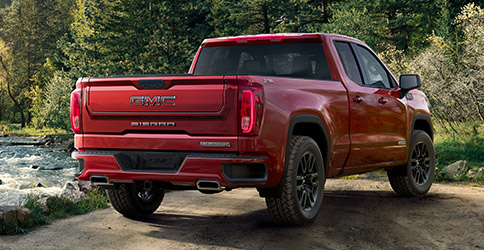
<box><xmin>193</xmin><ymin>43</ymin><xmax>332</xmax><ymax>80</ymax></box>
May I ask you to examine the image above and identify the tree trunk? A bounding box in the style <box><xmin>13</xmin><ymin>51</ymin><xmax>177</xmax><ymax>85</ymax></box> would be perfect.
<box><xmin>262</xmin><ymin>4</ymin><xmax>270</xmax><ymax>33</ymax></box>
<box><xmin>322</xmin><ymin>0</ymin><xmax>329</xmax><ymax>23</ymax></box>
<box><xmin>0</xmin><ymin>54</ymin><xmax>26</xmax><ymax>128</ymax></box>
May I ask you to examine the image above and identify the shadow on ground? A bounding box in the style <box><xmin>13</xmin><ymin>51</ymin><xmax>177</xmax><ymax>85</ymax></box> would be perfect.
<box><xmin>132</xmin><ymin>189</ymin><xmax>480</xmax><ymax>249</ymax></box>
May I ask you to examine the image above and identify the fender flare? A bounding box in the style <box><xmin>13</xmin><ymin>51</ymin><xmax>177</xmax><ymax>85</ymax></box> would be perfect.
<box><xmin>258</xmin><ymin>114</ymin><xmax>330</xmax><ymax>198</ymax></box>
<box><xmin>411</xmin><ymin>114</ymin><xmax>433</xmax><ymax>140</ymax></box>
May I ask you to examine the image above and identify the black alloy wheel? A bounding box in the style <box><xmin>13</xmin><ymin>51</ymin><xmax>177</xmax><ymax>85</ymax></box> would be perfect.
<box><xmin>297</xmin><ymin>152</ymin><xmax>320</xmax><ymax>212</ymax></box>
<box><xmin>387</xmin><ymin>130</ymin><xmax>435</xmax><ymax>196</ymax></box>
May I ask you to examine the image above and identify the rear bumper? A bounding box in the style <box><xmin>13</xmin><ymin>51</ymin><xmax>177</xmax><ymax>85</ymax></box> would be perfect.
<box><xmin>72</xmin><ymin>150</ymin><xmax>273</xmax><ymax>188</ymax></box>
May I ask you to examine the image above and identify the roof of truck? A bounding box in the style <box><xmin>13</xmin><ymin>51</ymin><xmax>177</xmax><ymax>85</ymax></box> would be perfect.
<box><xmin>201</xmin><ymin>33</ymin><xmax>363</xmax><ymax>47</ymax></box>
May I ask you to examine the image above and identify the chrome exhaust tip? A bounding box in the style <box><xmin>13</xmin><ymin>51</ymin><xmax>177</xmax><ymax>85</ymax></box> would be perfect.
<box><xmin>90</xmin><ymin>175</ymin><xmax>115</xmax><ymax>189</ymax></box>
<box><xmin>196</xmin><ymin>179</ymin><xmax>223</xmax><ymax>191</ymax></box>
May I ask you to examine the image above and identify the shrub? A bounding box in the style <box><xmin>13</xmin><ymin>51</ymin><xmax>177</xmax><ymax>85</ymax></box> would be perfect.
<box><xmin>41</xmin><ymin>71</ymin><xmax>75</xmax><ymax>130</ymax></box>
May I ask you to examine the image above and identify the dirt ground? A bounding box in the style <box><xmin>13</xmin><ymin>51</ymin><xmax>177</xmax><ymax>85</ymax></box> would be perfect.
<box><xmin>1</xmin><ymin>177</ymin><xmax>483</xmax><ymax>249</ymax></box>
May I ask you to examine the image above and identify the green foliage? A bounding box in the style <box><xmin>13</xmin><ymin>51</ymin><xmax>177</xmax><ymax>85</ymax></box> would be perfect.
<box><xmin>1</xmin><ymin>123</ymin><xmax>72</xmax><ymax>136</ymax></box>
<box><xmin>0</xmin><ymin>0</ymin><xmax>482</xmax><ymax>129</ymax></box>
<box><xmin>61</xmin><ymin>0</ymin><xmax>211</xmax><ymax>77</ymax></box>
<box><xmin>41</xmin><ymin>71</ymin><xmax>74</xmax><ymax>129</ymax></box>
<box><xmin>408</xmin><ymin>3</ymin><xmax>484</xmax><ymax>128</ymax></box>
<box><xmin>19</xmin><ymin>188</ymin><xmax>109</xmax><ymax>233</ymax></box>
<box><xmin>2</xmin><ymin>188</ymin><xmax>108</xmax><ymax>235</ymax></box>
<box><xmin>433</xmin><ymin>122</ymin><xmax>484</xmax><ymax>183</ymax></box>
<box><xmin>0</xmin><ymin>0</ymin><xmax>72</xmax><ymax>126</ymax></box>
<box><xmin>307</xmin><ymin>1</ymin><xmax>388</xmax><ymax>51</ymax></box>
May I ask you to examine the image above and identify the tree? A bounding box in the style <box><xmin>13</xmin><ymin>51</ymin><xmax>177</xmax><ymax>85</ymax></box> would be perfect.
<box><xmin>0</xmin><ymin>39</ymin><xmax>25</xmax><ymax>127</ymax></box>
<box><xmin>409</xmin><ymin>3</ymin><xmax>484</xmax><ymax>130</ymax></box>
<box><xmin>0</xmin><ymin>0</ymin><xmax>73</xmax><ymax>127</ymax></box>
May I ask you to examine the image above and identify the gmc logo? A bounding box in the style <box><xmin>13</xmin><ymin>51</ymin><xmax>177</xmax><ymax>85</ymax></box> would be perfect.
<box><xmin>130</xmin><ymin>96</ymin><xmax>176</xmax><ymax>106</ymax></box>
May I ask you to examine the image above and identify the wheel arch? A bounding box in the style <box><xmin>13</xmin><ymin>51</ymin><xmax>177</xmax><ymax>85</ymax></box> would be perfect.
<box><xmin>258</xmin><ymin>114</ymin><xmax>330</xmax><ymax>198</ymax></box>
<box><xmin>412</xmin><ymin>114</ymin><xmax>434</xmax><ymax>141</ymax></box>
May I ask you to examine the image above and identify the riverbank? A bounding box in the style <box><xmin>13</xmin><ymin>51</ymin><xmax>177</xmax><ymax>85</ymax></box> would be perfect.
<box><xmin>0</xmin><ymin>135</ymin><xmax>73</xmax><ymax>152</ymax></box>
<box><xmin>0</xmin><ymin>131</ymin><xmax>109</xmax><ymax>235</ymax></box>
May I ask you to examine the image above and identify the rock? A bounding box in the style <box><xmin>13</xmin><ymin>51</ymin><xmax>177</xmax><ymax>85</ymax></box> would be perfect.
<box><xmin>466</xmin><ymin>169</ymin><xmax>478</xmax><ymax>178</ymax></box>
<box><xmin>78</xmin><ymin>181</ymin><xmax>94</xmax><ymax>192</ymax></box>
<box><xmin>63</xmin><ymin>182</ymin><xmax>77</xmax><ymax>191</ymax></box>
<box><xmin>36</xmin><ymin>183</ymin><xmax>45</xmax><ymax>188</ymax></box>
<box><xmin>15</xmin><ymin>207</ymin><xmax>34</xmax><ymax>227</ymax></box>
<box><xmin>61</xmin><ymin>189</ymin><xmax>88</xmax><ymax>203</ymax></box>
<box><xmin>442</xmin><ymin>160</ymin><xmax>468</xmax><ymax>180</ymax></box>
<box><xmin>29</xmin><ymin>165</ymin><xmax>39</xmax><ymax>169</ymax></box>
<box><xmin>61</xmin><ymin>183</ymin><xmax>88</xmax><ymax>203</ymax></box>
<box><xmin>37</xmin><ymin>166</ymin><xmax>62</xmax><ymax>171</ymax></box>
<box><xmin>0</xmin><ymin>179</ymin><xmax>2</xmax><ymax>185</ymax></box>
<box><xmin>38</xmin><ymin>195</ymin><xmax>54</xmax><ymax>213</ymax></box>
<box><xmin>0</xmin><ymin>206</ymin><xmax>34</xmax><ymax>232</ymax></box>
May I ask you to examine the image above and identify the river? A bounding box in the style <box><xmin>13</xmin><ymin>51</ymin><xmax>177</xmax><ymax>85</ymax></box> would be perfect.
<box><xmin>0</xmin><ymin>144</ymin><xmax>76</xmax><ymax>206</ymax></box>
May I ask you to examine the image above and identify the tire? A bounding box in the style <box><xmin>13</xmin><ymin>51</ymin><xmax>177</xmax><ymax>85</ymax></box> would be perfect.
<box><xmin>265</xmin><ymin>136</ymin><xmax>326</xmax><ymax>226</ymax></box>
<box><xmin>106</xmin><ymin>183</ymin><xmax>164</xmax><ymax>218</ymax></box>
<box><xmin>387</xmin><ymin>130</ymin><xmax>436</xmax><ymax>196</ymax></box>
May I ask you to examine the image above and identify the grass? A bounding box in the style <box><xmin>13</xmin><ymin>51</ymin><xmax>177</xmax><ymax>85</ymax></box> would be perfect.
<box><xmin>433</xmin><ymin>121</ymin><xmax>484</xmax><ymax>183</ymax></box>
<box><xmin>0</xmin><ymin>123</ymin><xmax>72</xmax><ymax>137</ymax></box>
<box><xmin>1</xmin><ymin>188</ymin><xmax>109</xmax><ymax>235</ymax></box>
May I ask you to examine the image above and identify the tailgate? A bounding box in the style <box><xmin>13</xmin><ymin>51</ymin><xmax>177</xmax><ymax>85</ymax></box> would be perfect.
<box><xmin>82</xmin><ymin>75</ymin><xmax>238</xmax><ymax>135</ymax></box>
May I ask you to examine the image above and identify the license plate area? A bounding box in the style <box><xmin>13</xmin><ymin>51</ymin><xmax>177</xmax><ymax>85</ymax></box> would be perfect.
<box><xmin>115</xmin><ymin>152</ymin><xmax>188</xmax><ymax>173</ymax></box>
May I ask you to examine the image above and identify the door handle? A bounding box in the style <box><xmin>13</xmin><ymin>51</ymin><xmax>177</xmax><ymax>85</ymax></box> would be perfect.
<box><xmin>378</xmin><ymin>97</ymin><xmax>388</xmax><ymax>104</ymax></box>
<box><xmin>353</xmin><ymin>96</ymin><xmax>363</xmax><ymax>103</ymax></box>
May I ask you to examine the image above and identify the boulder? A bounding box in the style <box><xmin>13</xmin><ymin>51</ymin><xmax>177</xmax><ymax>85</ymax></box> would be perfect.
<box><xmin>35</xmin><ymin>183</ymin><xmax>45</xmax><ymax>188</ymax></box>
<box><xmin>442</xmin><ymin>160</ymin><xmax>468</xmax><ymax>180</ymax></box>
<box><xmin>78</xmin><ymin>180</ymin><xmax>94</xmax><ymax>192</ymax></box>
<box><xmin>0</xmin><ymin>206</ymin><xmax>34</xmax><ymax>232</ymax></box>
<box><xmin>29</xmin><ymin>165</ymin><xmax>39</xmax><ymax>169</ymax></box>
<box><xmin>60</xmin><ymin>183</ymin><xmax>88</xmax><ymax>203</ymax></box>
<box><xmin>0</xmin><ymin>179</ymin><xmax>2</xmax><ymax>185</ymax></box>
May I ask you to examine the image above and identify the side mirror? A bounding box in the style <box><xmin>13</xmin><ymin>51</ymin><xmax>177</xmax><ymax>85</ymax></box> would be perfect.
<box><xmin>399</xmin><ymin>74</ymin><xmax>421</xmax><ymax>98</ymax></box>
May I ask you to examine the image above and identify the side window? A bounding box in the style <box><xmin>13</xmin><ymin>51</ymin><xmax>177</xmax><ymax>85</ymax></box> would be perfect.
<box><xmin>334</xmin><ymin>42</ymin><xmax>363</xmax><ymax>85</ymax></box>
<box><xmin>356</xmin><ymin>45</ymin><xmax>393</xmax><ymax>89</ymax></box>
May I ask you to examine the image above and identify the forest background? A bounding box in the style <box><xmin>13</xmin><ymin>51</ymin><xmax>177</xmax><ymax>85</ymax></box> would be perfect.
<box><xmin>0</xmin><ymin>0</ymin><xmax>482</xmax><ymax>178</ymax></box>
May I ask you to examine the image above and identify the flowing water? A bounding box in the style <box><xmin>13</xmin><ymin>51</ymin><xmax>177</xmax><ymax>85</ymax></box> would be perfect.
<box><xmin>0</xmin><ymin>144</ymin><xmax>76</xmax><ymax>206</ymax></box>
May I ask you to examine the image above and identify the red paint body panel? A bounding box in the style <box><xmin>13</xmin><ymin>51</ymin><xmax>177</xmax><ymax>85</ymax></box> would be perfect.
<box><xmin>74</xmin><ymin>151</ymin><xmax>272</xmax><ymax>188</ymax></box>
<box><xmin>71</xmin><ymin>33</ymin><xmax>432</xmax><ymax>188</ymax></box>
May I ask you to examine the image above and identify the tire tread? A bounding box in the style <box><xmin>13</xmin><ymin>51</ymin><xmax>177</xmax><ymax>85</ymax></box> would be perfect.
<box><xmin>387</xmin><ymin>130</ymin><xmax>435</xmax><ymax>196</ymax></box>
<box><xmin>107</xmin><ymin>184</ymin><xmax>162</xmax><ymax>218</ymax></box>
<box><xmin>266</xmin><ymin>136</ymin><xmax>308</xmax><ymax>226</ymax></box>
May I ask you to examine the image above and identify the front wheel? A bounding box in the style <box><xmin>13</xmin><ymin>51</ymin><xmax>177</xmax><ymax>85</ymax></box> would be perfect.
<box><xmin>106</xmin><ymin>183</ymin><xmax>164</xmax><ymax>218</ymax></box>
<box><xmin>387</xmin><ymin>130</ymin><xmax>436</xmax><ymax>196</ymax></box>
<box><xmin>266</xmin><ymin>136</ymin><xmax>326</xmax><ymax>226</ymax></box>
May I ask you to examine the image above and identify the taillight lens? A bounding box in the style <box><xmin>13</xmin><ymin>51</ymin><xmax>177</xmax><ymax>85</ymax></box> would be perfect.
<box><xmin>70</xmin><ymin>89</ymin><xmax>82</xmax><ymax>134</ymax></box>
<box><xmin>240</xmin><ymin>88</ymin><xmax>263</xmax><ymax>135</ymax></box>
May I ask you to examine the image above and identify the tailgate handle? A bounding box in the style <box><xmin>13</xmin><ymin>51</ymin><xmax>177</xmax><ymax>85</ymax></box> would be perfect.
<box><xmin>139</xmin><ymin>79</ymin><xmax>164</xmax><ymax>89</ymax></box>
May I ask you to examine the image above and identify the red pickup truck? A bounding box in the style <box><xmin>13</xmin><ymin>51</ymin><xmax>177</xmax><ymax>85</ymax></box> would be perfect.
<box><xmin>70</xmin><ymin>33</ymin><xmax>435</xmax><ymax>226</ymax></box>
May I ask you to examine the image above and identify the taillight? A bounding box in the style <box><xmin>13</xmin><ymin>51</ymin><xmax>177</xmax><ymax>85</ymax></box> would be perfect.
<box><xmin>70</xmin><ymin>89</ymin><xmax>82</xmax><ymax>134</ymax></box>
<box><xmin>240</xmin><ymin>88</ymin><xmax>263</xmax><ymax>135</ymax></box>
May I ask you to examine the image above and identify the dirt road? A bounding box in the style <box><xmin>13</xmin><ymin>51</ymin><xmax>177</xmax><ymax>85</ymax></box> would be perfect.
<box><xmin>1</xmin><ymin>178</ymin><xmax>483</xmax><ymax>249</ymax></box>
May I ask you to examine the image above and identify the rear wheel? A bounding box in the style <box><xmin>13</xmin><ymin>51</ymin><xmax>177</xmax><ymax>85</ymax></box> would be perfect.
<box><xmin>106</xmin><ymin>183</ymin><xmax>164</xmax><ymax>218</ymax></box>
<box><xmin>266</xmin><ymin>136</ymin><xmax>326</xmax><ymax>226</ymax></box>
<box><xmin>387</xmin><ymin>130</ymin><xmax>436</xmax><ymax>196</ymax></box>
